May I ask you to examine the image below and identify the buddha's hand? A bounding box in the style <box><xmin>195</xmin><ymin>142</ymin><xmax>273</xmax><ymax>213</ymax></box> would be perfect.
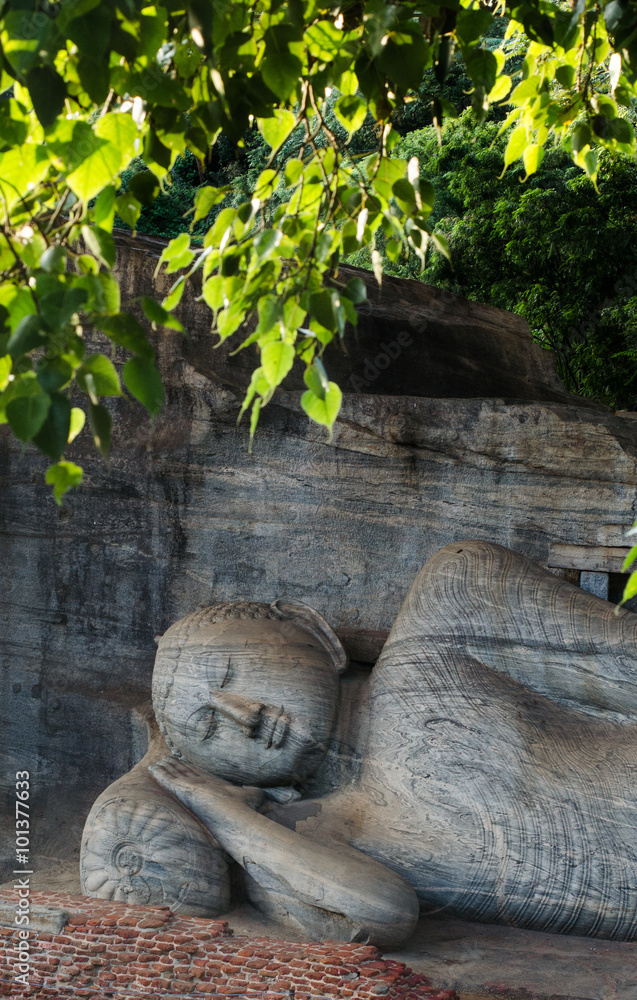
<box><xmin>150</xmin><ymin>756</ymin><xmax>418</xmax><ymax>949</ymax></box>
<box><xmin>149</xmin><ymin>756</ymin><xmax>264</xmax><ymax>812</ymax></box>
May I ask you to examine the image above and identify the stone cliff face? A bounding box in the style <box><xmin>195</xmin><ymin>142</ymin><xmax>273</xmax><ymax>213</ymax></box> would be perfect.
<box><xmin>1</xmin><ymin>232</ymin><xmax>635</xmax><ymax>885</ymax></box>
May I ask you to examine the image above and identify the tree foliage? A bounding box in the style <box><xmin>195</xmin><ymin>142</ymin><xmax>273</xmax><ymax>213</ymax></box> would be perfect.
<box><xmin>1</xmin><ymin>0</ymin><xmax>637</xmax><ymax>501</ymax></box>
<box><xmin>344</xmin><ymin>112</ymin><xmax>637</xmax><ymax>409</ymax></box>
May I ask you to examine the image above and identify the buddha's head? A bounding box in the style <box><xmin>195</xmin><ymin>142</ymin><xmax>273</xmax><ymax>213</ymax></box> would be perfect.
<box><xmin>152</xmin><ymin>600</ymin><xmax>347</xmax><ymax>787</ymax></box>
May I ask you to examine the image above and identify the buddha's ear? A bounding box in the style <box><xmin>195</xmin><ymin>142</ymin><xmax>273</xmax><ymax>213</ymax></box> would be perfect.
<box><xmin>270</xmin><ymin>599</ymin><xmax>348</xmax><ymax>674</ymax></box>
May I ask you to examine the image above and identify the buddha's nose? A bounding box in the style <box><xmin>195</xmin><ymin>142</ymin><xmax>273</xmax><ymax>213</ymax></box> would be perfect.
<box><xmin>208</xmin><ymin>690</ymin><xmax>263</xmax><ymax>737</ymax></box>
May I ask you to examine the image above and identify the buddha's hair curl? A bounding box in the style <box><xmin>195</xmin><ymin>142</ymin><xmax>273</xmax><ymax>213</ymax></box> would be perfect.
<box><xmin>162</xmin><ymin>602</ymin><xmax>279</xmax><ymax>645</ymax></box>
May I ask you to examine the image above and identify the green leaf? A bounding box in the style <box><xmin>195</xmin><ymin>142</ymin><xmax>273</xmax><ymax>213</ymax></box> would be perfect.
<box><xmin>88</xmin><ymin>402</ymin><xmax>111</xmax><ymax>460</ymax></box>
<box><xmin>7</xmin><ymin>315</ymin><xmax>45</xmax><ymax>359</ymax></box>
<box><xmin>45</xmin><ymin>461</ymin><xmax>83</xmax><ymax>504</ymax></box>
<box><xmin>202</xmin><ymin>275</ymin><xmax>225</xmax><ymax>311</ymax></box>
<box><xmin>464</xmin><ymin>49</ymin><xmax>498</xmax><ymax>93</ymax></box>
<box><xmin>238</xmin><ymin>365</ymin><xmax>270</xmax><ymax>423</ymax></box>
<box><xmin>608</xmin><ymin>118</ymin><xmax>633</xmax><ymax>143</ymax></box>
<box><xmin>583</xmin><ymin>148</ymin><xmax>599</xmax><ymax>185</ymax></box>
<box><xmin>252</xmin><ymin>295</ymin><xmax>280</xmax><ymax>336</ymax></box>
<box><xmin>142</xmin><ymin>296</ymin><xmax>185</xmax><ymax>332</ymax></box>
<box><xmin>0</xmin><ymin>145</ymin><xmax>50</xmax><ymax>215</ymax></box>
<box><xmin>32</xmin><ymin>393</ymin><xmax>71</xmax><ymax>460</ymax></box>
<box><xmin>36</xmin><ymin>358</ymin><xmax>73</xmax><ymax>394</ymax></box>
<box><xmin>489</xmin><ymin>75</ymin><xmax>512</xmax><ymax>102</ymax></box>
<box><xmin>301</xmin><ymin>381</ymin><xmax>342</xmax><ymax>434</ymax></box>
<box><xmin>431</xmin><ymin>232</ymin><xmax>451</xmax><ymax>261</ymax></box>
<box><xmin>261</xmin><ymin>51</ymin><xmax>302</xmax><ymax>100</ymax></box>
<box><xmin>262</xmin><ymin>341</ymin><xmax>295</xmax><ymax>388</ymax></box>
<box><xmin>94</xmin><ymin>186</ymin><xmax>117</xmax><ymax>230</ymax></box>
<box><xmin>570</xmin><ymin>123</ymin><xmax>592</xmax><ymax>154</ymax></box>
<box><xmin>0</xmin><ymin>355</ymin><xmax>11</xmax><ymax>392</ymax></box>
<box><xmin>6</xmin><ymin>392</ymin><xmax>50</xmax><ymax>442</ymax></box>
<box><xmin>96</xmin><ymin>112</ymin><xmax>138</xmax><ymax>160</ymax></box>
<box><xmin>253</xmin><ymin>229</ymin><xmax>282</xmax><ymax>260</ymax></box>
<box><xmin>156</xmin><ymin>232</ymin><xmax>194</xmax><ymax>274</ymax></box>
<box><xmin>284</xmin><ymin>159</ymin><xmax>304</xmax><ymax>186</ymax></box>
<box><xmin>193</xmin><ymin>184</ymin><xmax>229</xmax><ymax>222</ymax></box>
<box><xmin>392</xmin><ymin>177</ymin><xmax>416</xmax><ymax>209</ymax></box>
<box><xmin>555</xmin><ymin>64</ymin><xmax>576</xmax><ymax>89</ymax></box>
<box><xmin>620</xmin><ymin>569</ymin><xmax>637</xmax><ymax>606</ymax></box>
<box><xmin>25</xmin><ymin>65</ymin><xmax>66</xmax><ymax>129</ymax></box>
<box><xmin>81</xmin><ymin>225</ymin><xmax>116</xmax><ymax>268</ymax></box>
<box><xmin>456</xmin><ymin>8</ymin><xmax>494</xmax><ymax>45</ymax></box>
<box><xmin>77</xmin><ymin>53</ymin><xmax>110</xmax><ymax>104</ymax></box>
<box><xmin>377</xmin><ymin>29</ymin><xmax>428</xmax><ymax>92</ymax></box>
<box><xmin>115</xmin><ymin>193</ymin><xmax>142</xmax><ymax>229</ymax></box>
<box><xmin>97</xmin><ymin>313</ymin><xmax>153</xmax><ymax>359</ymax></box>
<box><xmin>303</xmin><ymin>358</ymin><xmax>329</xmax><ymax>399</ymax></box>
<box><xmin>77</xmin><ymin>354</ymin><xmax>121</xmax><ymax>397</ymax></box>
<box><xmin>129</xmin><ymin>170</ymin><xmax>160</xmax><ymax>206</ymax></box>
<box><xmin>217</xmin><ymin>305</ymin><xmax>244</xmax><ymax>340</ymax></box>
<box><xmin>622</xmin><ymin>544</ymin><xmax>637</xmax><ymax>573</ymax></box>
<box><xmin>68</xmin><ymin>407</ymin><xmax>86</xmax><ymax>444</ymax></box>
<box><xmin>522</xmin><ymin>143</ymin><xmax>545</xmax><ymax>176</ymax></box>
<box><xmin>249</xmin><ymin>396</ymin><xmax>261</xmax><ymax>451</ymax></box>
<box><xmin>39</xmin><ymin>246</ymin><xmax>67</xmax><ymax>274</ymax></box>
<box><xmin>123</xmin><ymin>356</ymin><xmax>164</xmax><ymax>416</ymax></box>
<box><xmin>309</xmin><ymin>289</ymin><xmax>337</xmax><ymax>332</ymax></box>
<box><xmin>144</xmin><ymin>129</ymin><xmax>172</xmax><ymax>170</ymax></box>
<box><xmin>96</xmin><ymin>272</ymin><xmax>121</xmax><ymax>315</ymax></box>
<box><xmin>259</xmin><ymin>109</ymin><xmax>296</xmax><ymax>149</ymax></box>
<box><xmin>163</xmin><ymin>277</ymin><xmax>186</xmax><ymax>310</ymax></box>
<box><xmin>333</xmin><ymin>95</ymin><xmax>368</xmax><ymax>138</ymax></box>
<box><xmin>344</xmin><ymin>277</ymin><xmax>367</xmax><ymax>305</ymax></box>
<box><xmin>68</xmin><ymin>114</ymin><xmax>137</xmax><ymax>202</ymax></box>
<box><xmin>503</xmin><ymin>125</ymin><xmax>528</xmax><ymax>168</ymax></box>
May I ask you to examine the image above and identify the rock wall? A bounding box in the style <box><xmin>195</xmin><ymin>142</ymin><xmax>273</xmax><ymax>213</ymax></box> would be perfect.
<box><xmin>1</xmin><ymin>233</ymin><xmax>636</xmax><ymax>884</ymax></box>
<box><xmin>0</xmin><ymin>890</ymin><xmax>456</xmax><ymax>999</ymax></box>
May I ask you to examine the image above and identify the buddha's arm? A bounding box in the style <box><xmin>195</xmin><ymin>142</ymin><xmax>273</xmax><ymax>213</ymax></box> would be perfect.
<box><xmin>149</xmin><ymin>757</ymin><xmax>419</xmax><ymax>948</ymax></box>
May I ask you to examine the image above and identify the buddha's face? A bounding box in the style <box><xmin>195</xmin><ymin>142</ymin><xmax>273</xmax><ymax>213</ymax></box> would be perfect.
<box><xmin>153</xmin><ymin>617</ymin><xmax>340</xmax><ymax>787</ymax></box>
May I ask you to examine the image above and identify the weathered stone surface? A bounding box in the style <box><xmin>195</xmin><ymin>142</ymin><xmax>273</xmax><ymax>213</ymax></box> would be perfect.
<box><xmin>0</xmin><ymin>900</ymin><xmax>69</xmax><ymax>934</ymax></box>
<box><xmin>393</xmin><ymin>915</ymin><xmax>637</xmax><ymax>999</ymax></box>
<box><xmin>113</xmin><ymin>231</ymin><xmax>586</xmax><ymax>406</ymax></box>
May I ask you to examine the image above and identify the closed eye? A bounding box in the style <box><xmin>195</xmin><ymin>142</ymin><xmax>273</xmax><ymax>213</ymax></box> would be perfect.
<box><xmin>220</xmin><ymin>657</ymin><xmax>233</xmax><ymax>689</ymax></box>
<box><xmin>186</xmin><ymin>706</ymin><xmax>218</xmax><ymax>742</ymax></box>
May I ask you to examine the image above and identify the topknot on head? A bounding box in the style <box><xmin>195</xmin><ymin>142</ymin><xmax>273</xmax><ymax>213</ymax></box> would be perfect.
<box><xmin>165</xmin><ymin>602</ymin><xmax>280</xmax><ymax>646</ymax></box>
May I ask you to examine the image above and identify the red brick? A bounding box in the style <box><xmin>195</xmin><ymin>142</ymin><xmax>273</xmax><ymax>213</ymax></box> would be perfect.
<box><xmin>137</xmin><ymin>916</ymin><xmax>167</xmax><ymax>929</ymax></box>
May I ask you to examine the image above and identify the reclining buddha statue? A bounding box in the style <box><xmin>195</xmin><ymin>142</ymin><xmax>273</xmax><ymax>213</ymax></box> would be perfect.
<box><xmin>81</xmin><ymin>541</ymin><xmax>637</xmax><ymax>947</ymax></box>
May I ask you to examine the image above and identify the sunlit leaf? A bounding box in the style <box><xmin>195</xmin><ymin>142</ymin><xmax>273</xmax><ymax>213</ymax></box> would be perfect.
<box><xmin>301</xmin><ymin>382</ymin><xmax>342</xmax><ymax>435</ymax></box>
<box><xmin>45</xmin><ymin>460</ymin><xmax>84</xmax><ymax>505</ymax></box>
<box><xmin>259</xmin><ymin>109</ymin><xmax>296</xmax><ymax>149</ymax></box>
<box><xmin>77</xmin><ymin>354</ymin><xmax>121</xmax><ymax>397</ymax></box>
<box><xmin>262</xmin><ymin>341</ymin><xmax>295</xmax><ymax>388</ymax></box>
